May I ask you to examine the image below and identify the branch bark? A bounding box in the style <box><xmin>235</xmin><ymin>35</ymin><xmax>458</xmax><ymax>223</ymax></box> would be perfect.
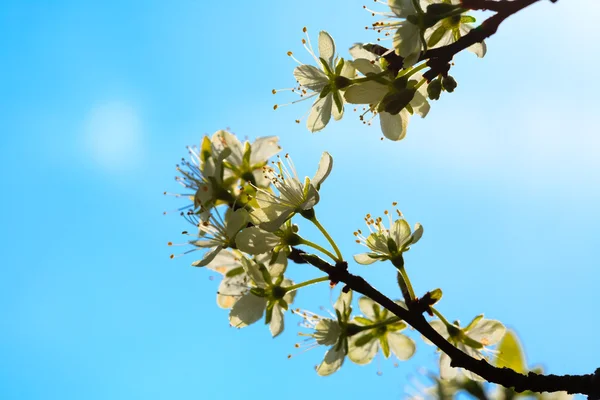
<box><xmin>290</xmin><ymin>248</ymin><xmax>600</xmax><ymax>399</ymax></box>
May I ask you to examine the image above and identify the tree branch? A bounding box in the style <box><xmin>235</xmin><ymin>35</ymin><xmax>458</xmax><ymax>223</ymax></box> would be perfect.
<box><xmin>291</xmin><ymin>247</ymin><xmax>600</xmax><ymax>399</ymax></box>
<box><xmin>375</xmin><ymin>0</ymin><xmax>551</xmax><ymax>80</ymax></box>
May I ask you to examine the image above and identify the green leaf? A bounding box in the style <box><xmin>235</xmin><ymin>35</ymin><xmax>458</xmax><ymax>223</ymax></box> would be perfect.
<box><xmin>460</xmin><ymin>15</ymin><xmax>476</xmax><ymax>24</ymax></box>
<box><xmin>495</xmin><ymin>330</ymin><xmax>527</xmax><ymax>374</ymax></box>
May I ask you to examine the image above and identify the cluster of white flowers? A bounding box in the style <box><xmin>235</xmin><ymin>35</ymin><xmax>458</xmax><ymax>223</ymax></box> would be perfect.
<box><xmin>164</xmin><ymin>0</ymin><xmax>528</xmax><ymax>383</ymax></box>
<box><xmin>272</xmin><ymin>0</ymin><xmax>486</xmax><ymax>141</ymax></box>
<box><xmin>168</xmin><ymin>129</ymin><xmax>509</xmax><ymax>379</ymax></box>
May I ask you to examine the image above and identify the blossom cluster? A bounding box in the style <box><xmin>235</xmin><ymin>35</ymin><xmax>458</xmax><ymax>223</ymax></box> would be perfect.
<box><xmin>168</xmin><ymin>130</ymin><xmax>507</xmax><ymax>379</ymax></box>
<box><xmin>274</xmin><ymin>0</ymin><xmax>485</xmax><ymax>141</ymax></box>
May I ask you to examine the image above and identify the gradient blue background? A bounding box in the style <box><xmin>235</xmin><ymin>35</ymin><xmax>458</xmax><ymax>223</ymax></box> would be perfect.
<box><xmin>1</xmin><ymin>0</ymin><xmax>598</xmax><ymax>398</ymax></box>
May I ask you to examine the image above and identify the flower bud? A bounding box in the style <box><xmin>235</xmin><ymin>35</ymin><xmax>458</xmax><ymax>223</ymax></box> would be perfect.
<box><xmin>427</xmin><ymin>78</ymin><xmax>442</xmax><ymax>100</ymax></box>
<box><xmin>442</xmin><ymin>75</ymin><xmax>457</xmax><ymax>93</ymax></box>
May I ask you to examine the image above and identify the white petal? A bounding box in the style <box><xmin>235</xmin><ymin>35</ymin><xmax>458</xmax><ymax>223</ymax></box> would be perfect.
<box><xmin>468</xmin><ymin>41</ymin><xmax>487</xmax><ymax>58</ymax></box>
<box><xmin>388</xmin><ymin>332</ymin><xmax>416</xmax><ymax>360</ymax></box>
<box><xmin>259</xmin><ymin>208</ymin><xmax>294</xmax><ymax>232</ymax></box>
<box><xmin>217</xmin><ymin>273</ymin><xmax>248</xmax><ymax>309</ymax></box>
<box><xmin>358</xmin><ymin>296</ymin><xmax>378</xmax><ymax>320</ymax></box>
<box><xmin>340</xmin><ymin>60</ymin><xmax>356</xmax><ymax>78</ymax></box>
<box><xmin>316</xmin><ymin>346</ymin><xmax>345</xmax><ymax>376</ymax></box>
<box><xmin>332</xmin><ymin>93</ymin><xmax>344</xmax><ymax>121</ymax></box>
<box><xmin>312</xmin><ymin>151</ymin><xmax>333</xmax><ymax>190</ymax></box>
<box><xmin>411</xmin><ymin>223</ymin><xmax>424</xmax><ymax>245</ymax></box>
<box><xmin>353</xmin><ymin>253</ymin><xmax>378</xmax><ymax>265</ymax></box>
<box><xmin>392</xmin><ymin>219</ymin><xmax>412</xmax><ymax>248</ymax></box>
<box><xmin>334</xmin><ymin>290</ymin><xmax>353</xmax><ymax>314</ymax></box>
<box><xmin>225</xmin><ymin>208</ymin><xmax>249</xmax><ymax>239</ymax></box>
<box><xmin>411</xmin><ymin>90</ymin><xmax>430</xmax><ymax>118</ymax></box>
<box><xmin>293</xmin><ymin>65</ymin><xmax>328</xmax><ymax>92</ymax></box>
<box><xmin>349</xmin><ymin>44</ymin><xmax>377</xmax><ymax>62</ymax></box>
<box><xmin>389</xmin><ymin>0</ymin><xmax>417</xmax><ymax>18</ymax></box>
<box><xmin>212</xmin><ymin>130</ymin><xmax>243</xmax><ymax>166</ymax></box>
<box><xmin>344</xmin><ymin>80</ymin><xmax>388</xmax><ymax>105</ymax></box>
<box><xmin>202</xmin><ymin>249</ymin><xmax>240</xmax><ymax>274</ymax></box>
<box><xmin>422</xmin><ymin>320</ymin><xmax>450</xmax><ymax>345</ymax></box>
<box><xmin>235</xmin><ymin>227</ymin><xmax>280</xmax><ymax>255</ymax></box>
<box><xmin>269</xmin><ymin>304</ymin><xmax>285</xmax><ymax>337</ymax></box>
<box><xmin>249</xmin><ymin>136</ymin><xmax>280</xmax><ymax>166</ymax></box>
<box><xmin>229</xmin><ymin>293</ymin><xmax>267</xmax><ymax>328</ymax></box>
<box><xmin>350</xmin><ymin>59</ymin><xmax>381</xmax><ymax>76</ymax></box>
<box><xmin>306</xmin><ymin>94</ymin><xmax>333</xmax><ymax>133</ymax></box>
<box><xmin>466</xmin><ymin>319</ymin><xmax>506</xmax><ymax>346</ymax></box>
<box><xmin>393</xmin><ymin>22</ymin><xmax>422</xmax><ymax>67</ymax></box>
<box><xmin>241</xmin><ymin>257</ymin><xmax>267</xmax><ymax>288</ymax></box>
<box><xmin>191</xmin><ymin>245</ymin><xmax>222</xmax><ymax>267</ymax></box>
<box><xmin>348</xmin><ymin>332</ymin><xmax>379</xmax><ymax>365</ymax></box>
<box><xmin>267</xmin><ymin>253</ymin><xmax>288</xmax><ymax>278</ymax></box>
<box><xmin>318</xmin><ymin>31</ymin><xmax>336</xmax><ymax>67</ymax></box>
<box><xmin>380</xmin><ymin>110</ymin><xmax>409</xmax><ymax>141</ymax></box>
<box><xmin>439</xmin><ymin>352</ymin><xmax>458</xmax><ymax>380</ymax></box>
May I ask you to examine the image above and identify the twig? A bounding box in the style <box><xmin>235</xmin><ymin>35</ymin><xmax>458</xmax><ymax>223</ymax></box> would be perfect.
<box><xmin>291</xmin><ymin>247</ymin><xmax>600</xmax><ymax>398</ymax></box>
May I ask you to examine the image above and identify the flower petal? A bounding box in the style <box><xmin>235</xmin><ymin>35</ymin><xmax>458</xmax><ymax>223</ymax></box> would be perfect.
<box><xmin>316</xmin><ymin>346</ymin><xmax>345</xmax><ymax>376</ymax></box>
<box><xmin>334</xmin><ymin>290</ymin><xmax>353</xmax><ymax>316</ymax></box>
<box><xmin>203</xmin><ymin>249</ymin><xmax>241</xmax><ymax>274</ymax></box>
<box><xmin>350</xmin><ymin>58</ymin><xmax>381</xmax><ymax>76</ymax></box>
<box><xmin>312</xmin><ymin>151</ymin><xmax>333</xmax><ymax>190</ymax></box>
<box><xmin>353</xmin><ymin>252</ymin><xmax>378</xmax><ymax>265</ymax></box>
<box><xmin>191</xmin><ymin>245</ymin><xmax>222</xmax><ymax>267</ymax></box>
<box><xmin>388</xmin><ymin>332</ymin><xmax>416</xmax><ymax>360</ymax></box>
<box><xmin>380</xmin><ymin>110</ymin><xmax>409</xmax><ymax>141</ymax></box>
<box><xmin>212</xmin><ymin>130</ymin><xmax>243</xmax><ymax>166</ymax></box>
<box><xmin>306</xmin><ymin>94</ymin><xmax>333</xmax><ymax>133</ymax></box>
<box><xmin>269</xmin><ymin>304</ymin><xmax>285</xmax><ymax>337</ymax></box>
<box><xmin>236</xmin><ymin>227</ymin><xmax>280</xmax><ymax>255</ymax></box>
<box><xmin>217</xmin><ymin>273</ymin><xmax>248</xmax><ymax>309</ymax></box>
<box><xmin>229</xmin><ymin>292</ymin><xmax>267</xmax><ymax>328</ymax></box>
<box><xmin>389</xmin><ymin>0</ymin><xmax>417</xmax><ymax>18</ymax></box>
<box><xmin>225</xmin><ymin>208</ymin><xmax>249</xmax><ymax>239</ymax></box>
<box><xmin>393</xmin><ymin>22</ymin><xmax>422</xmax><ymax>67</ymax></box>
<box><xmin>349</xmin><ymin>43</ymin><xmax>377</xmax><ymax>62</ymax></box>
<box><xmin>318</xmin><ymin>31</ymin><xmax>336</xmax><ymax>67</ymax></box>
<box><xmin>358</xmin><ymin>296</ymin><xmax>378</xmax><ymax>320</ymax></box>
<box><xmin>293</xmin><ymin>65</ymin><xmax>328</xmax><ymax>92</ymax></box>
<box><xmin>422</xmin><ymin>320</ymin><xmax>450</xmax><ymax>345</ymax></box>
<box><xmin>392</xmin><ymin>218</ymin><xmax>412</xmax><ymax>248</ymax></box>
<box><xmin>439</xmin><ymin>352</ymin><xmax>458</xmax><ymax>380</ymax></box>
<box><xmin>348</xmin><ymin>332</ymin><xmax>379</xmax><ymax>365</ymax></box>
<box><xmin>249</xmin><ymin>136</ymin><xmax>280</xmax><ymax>166</ymax></box>
<box><xmin>466</xmin><ymin>319</ymin><xmax>506</xmax><ymax>346</ymax></box>
<box><xmin>344</xmin><ymin>80</ymin><xmax>389</xmax><ymax>105</ymax></box>
<box><xmin>411</xmin><ymin>223</ymin><xmax>424</xmax><ymax>245</ymax></box>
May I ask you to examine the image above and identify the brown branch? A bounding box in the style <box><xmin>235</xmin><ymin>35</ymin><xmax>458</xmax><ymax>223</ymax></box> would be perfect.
<box><xmin>291</xmin><ymin>248</ymin><xmax>600</xmax><ymax>399</ymax></box>
<box><xmin>376</xmin><ymin>0</ymin><xmax>551</xmax><ymax>80</ymax></box>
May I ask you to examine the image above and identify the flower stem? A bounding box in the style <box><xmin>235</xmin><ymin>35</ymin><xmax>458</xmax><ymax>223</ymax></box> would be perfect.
<box><xmin>350</xmin><ymin>70</ymin><xmax>389</xmax><ymax>84</ymax></box>
<box><xmin>431</xmin><ymin>307</ymin><xmax>453</xmax><ymax>328</ymax></box>
<box><xmin>298</xmin><ymin>238</ymin><xmax>338</xmax><ymax>262</ymax></box>
<box><xmin>398</xmin><ymin>62</ymin><xmax>427</xmax><ymax>78</ymax></box>
<box><xmin>284</xmin><ymin>276</ymin><xmax>330</xmax><ymax>293</ymax></box>
<box><xmin>308</xmin><ymin>216</ymin><xmax>344</xmax><ymax>262</ymax></box>
<box><xmin>398</xmin><ymin>265</ymin><xmax>416</xmax><ymax>301</ymax></box>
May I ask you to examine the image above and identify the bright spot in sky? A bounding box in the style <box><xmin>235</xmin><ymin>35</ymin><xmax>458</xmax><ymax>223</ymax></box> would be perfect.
<box><xmin>83</xmin><ymin>101</ymin><xmax>143</xmax><ymax>171</ymax></box>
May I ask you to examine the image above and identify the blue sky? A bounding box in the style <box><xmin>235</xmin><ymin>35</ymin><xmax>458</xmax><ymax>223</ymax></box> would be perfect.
<box><xmin>1</xmin><ymin>0</ymin><xmax>598</xmax><ymax>399</ymax></box>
